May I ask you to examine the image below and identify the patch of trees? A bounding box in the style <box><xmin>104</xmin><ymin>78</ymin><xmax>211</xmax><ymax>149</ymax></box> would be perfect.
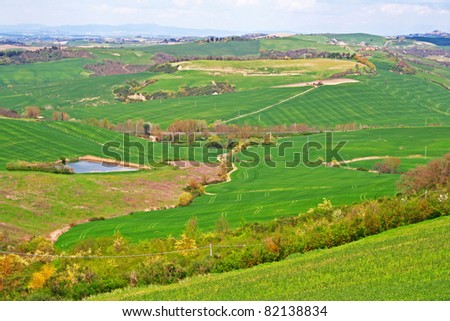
<box><xmin>393</xmin><ymin>48</ymin><xmax>450</xmax><ymax>59</ymax></box>
<box><xmin>391</xmin><ymin>60</ymin><xmax>416</xmax><ymax>74</ymax></box>
<box><xmin>167</xmin><ymin>119</ymin><xmax>208</xmax><ymax>144</ymax></box>
<box><xmin>24</xmin><ymin>106</ymin><xmax>41</xmax><ymax>118</ymax></box>
<box><xmin>114</xmin><ymin>78</ymin><xmax>235</xmax><ymax>103</ymax></box>
<box><xmin>153</xmin><ymin>52</ymin><xmax>177</xmax><ymax>64</ymax></box>
<box><xmin>82</xmin><ymin>117</ymin><xmax>162</xmax><ymax>139</ymax></box>
<box><xmin>84</xmin><ymin>60</ymin><xmax>150</xmax><ymax>77</ymax></box>
<box><xmin>0</xmin><ymin>108</ymin><xmax>20</xmax><ymax>118</ymax></box>
<box><xmin>199</xmin><ymin>35</ymin><xmax>253</xmax><ymax>43</ymax></box>
<box><xmin>177</xmin><ymin>80</ymin><xmax>235</xmax><ymax>97</ymax></box>
<box><xmin>407</xmin><ymin>36</ymin><xmax>450</xmax><ymax>46</ymax></box>
<box><xmin>6</xmin><ymin>160</ymin><xmax>73</xmax><ymax>174</ymax></box>
<box><xmin>374</xmin><ymin>157</ymin><xmax>401</xmax><ymax>174</ymax></box>
<box><xmin>147</xmin><ymin>63</ymin><xmax>178</xmax><ymax>74</ymax></box>
<box><xmin>0</xmin><ymin>48</ymin><xmax>91</xmax><ymax>65</ymax></box>
<box><xmin>212</xmin><ymin>121</ymin><xmax>316</xmax><ymax>139</ymax></box>
<box><xmin>152</xmin><ymin>51</ymin><xmax>255</xmax><ymax>64</ymax></box>
<box><xmin>259</xmin><ymin>49</ymin><xmax>352</xmax><ymax>60</ymax></box>
<box><xmin>351</xmin><ymin>54</ymin><xmax>376</xmax><ymax>73</ymax></box>
<box><xmin>51</xmin><ymin>111</ymin><xmax>70</xmax><ymax>121</ymax></box>
<box><xmin>398</xmin><ymin>153</ymin><xmax>449</xmax><ymax>195</ymax></box>
<box><xmin>113</xmin><ymin>79</ymin><xmax>158</xmax><ymax>102</ymax></box>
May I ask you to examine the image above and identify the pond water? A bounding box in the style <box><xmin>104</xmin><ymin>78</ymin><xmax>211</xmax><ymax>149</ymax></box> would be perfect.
<box><xmin>68</xmin><ymin>161</ymin><xmax>139</xmax><ymax>173</ymax></box>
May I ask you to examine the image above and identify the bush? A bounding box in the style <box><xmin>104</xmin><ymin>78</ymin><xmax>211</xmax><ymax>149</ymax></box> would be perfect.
<box><xmin>178</xmin><ymin>192</ymin><xmax>194</xmax><ymax>207</ymax></box>
<box><xmin>374</xmin><ymin>157</ymin><xmax>401</xmax><ymax>174</ymax></box>
<box><xmin>147</xmin><ymin>63</ymin><xmax>178</xmax><ymax>74</ymax></box>
<box><xmin>6</xmin><ymin>160</ymin><xmax>73</xmax><ymax>174</ymax></box>
<box><xmin>398</xmin><ymin>153</ymin><xmax>449</xmax><ymax>194</ymax></box>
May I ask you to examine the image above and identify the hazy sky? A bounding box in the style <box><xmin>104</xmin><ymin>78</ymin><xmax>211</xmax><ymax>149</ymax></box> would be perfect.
<box><xmin>1</xmin><ymin>0</ymin><xmax>449</xmax><ymax>35</ymax></box>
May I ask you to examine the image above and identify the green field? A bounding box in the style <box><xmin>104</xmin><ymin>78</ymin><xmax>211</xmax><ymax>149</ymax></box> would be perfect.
<box><xmin>232</xmin><ymin>70</ymin><xmax>450</xmax><ymax>127</ymax></box>
<box><xmin>0</xmin><ymin>118</ymin><xmax>225</xmax><ymax>242</ymax></box>
<box><xmin>260</xmin><ymin>35</ymin><xmax>350</xmax><ymax>52</ymax></box>
<box><xmin>39</xmin><ymin>68</ymin><xmax>450</xmax><ymax>129</ymax></box>
<box><xmin>1</xmin><ymin>50</ymin><xmax>449</xmax><ymax>130</ymax></box>
<box><xmin>0</xmin><ymin>118</ymin><xmax>223</xmax><ymax>169</ymax></box>
<box><xmin>56</xmin><ymin>126</ymin><xmax>449</xmax><ymax>249</ymax></box>
<box><xmin>0</xmin><ymin>119</ymin><xmax>153</xmax><ymax>168</ymax></box>
<box><xmin>91</xmin><ymin>216</ymin><xmax>450</xmax><ymax>300</ymax></box>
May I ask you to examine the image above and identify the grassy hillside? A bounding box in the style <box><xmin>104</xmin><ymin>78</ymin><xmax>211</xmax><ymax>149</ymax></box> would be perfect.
<box><xmin>0</xmin><ymin>119</ymin><xmax>150</xmax><ymax>168</ymax></box>
<box><xmin>0</xmin><ymin>118</ymin><xmax>226</xmax><ymax>242</ymax></box>
<box><xmin>90</xmin><ymin>216</ymin><xmax>450</xmax><ymax>301</ymax></box>
<box><xmin>260</xmin><ymin>35</ymin><xmax>349</xmax><ymax>52</ymax></box>
<box><xmin>231</xmin><ymin>70</ymin><xmax>450</xmax><ymax>127</ymax></box>
<box><xmin>0</xmin><ymin>168</ymin><xmax>217</xmax><ymax>242</ymax></box>
<box><xmin>37</xmin><ymin>62</ymin><xmax>450</xmax><ymax>128</ymax></box>
<box><xmin>0</xmin><ymin>118</ymin><xmax>222</xmax><ymax>169</ymax></box>
<box><xmin>141</xmin><ymin>40</ymin><xmax>261</xmax><ymax>57</ymax></box>
<box><xmin>2</xmin><ymin>51</ymin><xmax>449</xmax><ymax>129</ymax></box>
<box><xmin>57</xmin><ymin>126</ymin><xmax>450</xmax><ymax>249</ymax></box>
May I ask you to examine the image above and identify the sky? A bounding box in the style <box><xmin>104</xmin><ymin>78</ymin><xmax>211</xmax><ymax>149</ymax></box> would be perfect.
<box><xmin>1</xmin><ymin>0</ymin><xmax>450</xmax><ymax>35</ymax></box>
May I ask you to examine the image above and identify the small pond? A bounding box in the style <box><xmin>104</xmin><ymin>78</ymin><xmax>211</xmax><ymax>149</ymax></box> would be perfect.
<box><xmin>68</xmin><ymin>161</ymin><xmax>139</xmax><ymax>173</ymax></box>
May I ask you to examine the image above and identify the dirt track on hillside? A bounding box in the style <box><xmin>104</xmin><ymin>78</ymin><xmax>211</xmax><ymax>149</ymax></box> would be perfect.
<box><xmin>274</xmin><ymin>78</ymin><xmax>360</xmax><ymax>88</ymax></box>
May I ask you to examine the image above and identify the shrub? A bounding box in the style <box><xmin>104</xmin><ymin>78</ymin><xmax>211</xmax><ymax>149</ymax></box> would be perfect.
<box><xmin>24</xmin><ymin>106</ymin><xmax>41</xmax><ymax>118</ymax></box>
<box><xmin>178</xmin><ymin>192</ymin><xmax>194</xmax><ymax>207</ymax></box>
<box><xmin>6</xmin><ymin>160</ymin><xmax>73</xmax><ymax>174</ymax></box>
<box><xmin>147</xmin><ymin>63</ymin><xmax>178</xmax><ymax>74</ymax></box>
<box><xmin>28</xmin><ymin>265</ymin><xmax>56</xmax><ymax>290</ymax></box>
<box><xmin>374</xmin><ymin>157</ymin><xmax>401</xmax><ymax>174</ymax></box>
<box><xmin>398</xmin><ymin>153</ymin><xmax>449</xmax><ymax>194</ymax></box>
<box><xmin>184</xmin><ymin>180</ymin><xmax>205</xmax><ymax>197</ymax></box>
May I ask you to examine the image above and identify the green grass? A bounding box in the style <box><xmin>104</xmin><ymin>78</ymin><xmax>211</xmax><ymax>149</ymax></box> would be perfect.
<box><xmin>0</xmin><ymin>119</ymin><xmax>223</xmax><ymax>169</ymax></box>
<box><xmin>90</xmin><ymin>216</ymin><xmax>450</xmax><ymax>300</ymax></box>
<box><xmin>56</xmin><ymin>68</ymin><xmax>450</xmax><ymax>129</ymax></box>
<box><xmin>56</xmin><ymin>126</ymin><xmax>449</xmax><ymax>249</ymax></box>
<box><xmin>260</xmin><ymin>35</ymin><xmax>350</xmax><ymax>52</ymax></box>
<box><xmin>141</xmin><ymin>40</ymin><xmax>261</xmax><ymax>58</ymax></box>
<box><xmin>87</xmin><ymin>48</ymin><xmax>154</xmax><ymax>64</ymax></box>
<box><xmin>328</xmin><ymin>33</ymin><xmax>387</xmax><ymax>46</ymax></box>
<box><xmin>39</xmin><ymin>62</ymin><xmax>450</xmax><ymax>129</ymax></box>
<box><xmin>0</xmin><ymin>119</ymin><xmax>146</xmax><ymax>169</ymax></box>
<box><xmin>2</xmin><ymin>54</ymin><xmax>448</xmax><ymax>130</ymax></box>
<box><xmin>63</xmin><ymin>88</ymin><xmax>309</xmax><ymax>128</ymax></box>
<box><xmin>232</xmin><ymin>70</ymin><xmax>450</xmax><ymax>127</ymax></box>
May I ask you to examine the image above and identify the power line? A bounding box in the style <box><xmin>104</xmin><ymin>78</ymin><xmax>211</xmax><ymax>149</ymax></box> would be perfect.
<box><xmin>0</xmin><ymin>243</ymin><xmax>262</xmax><ymax>260</ymax></box>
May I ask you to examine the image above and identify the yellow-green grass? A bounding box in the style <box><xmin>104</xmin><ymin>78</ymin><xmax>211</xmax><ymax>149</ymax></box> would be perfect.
<box><xmin>90</xmin><ymin>216</ymin><xmax>450</xmax><ymax>301</ymax></box>
<box><xmin>175</xmin><ymin>58</ymin><xmax>358</xmax><ymax>75</ymax></box>
<box><xmin>0</xmin><ymin>168</ymin><xmax>210</xmax><ymax>242</ymax></box>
